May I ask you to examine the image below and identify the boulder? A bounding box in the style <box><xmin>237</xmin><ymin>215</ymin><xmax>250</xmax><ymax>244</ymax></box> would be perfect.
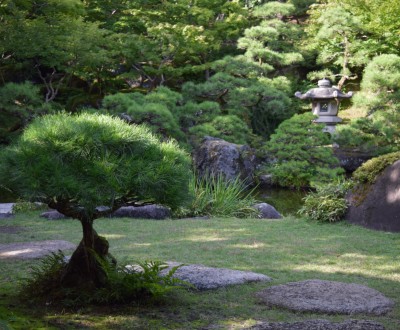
<box><xmin>40</xmin><ymin>210</ymin><xmax>68</xmax><ymax>220</ymax></box>
<box><xmin>160</xmin><ymin>262</ymin><xmax>272</xmax><ymax>290</ymax></box>
<box><xmin>112</xmin><ymin>205</ymin><xmax>171</xmax><ymax>220</ymax></box>
<box><xmin>256</xmin><ymin>280</ymin><xmax>393</xmax><ymax>315</ymax></box>
<box><xmin>346</xmin><ymin>159</ymin><xmax>400</xmax><ymax>232</ymax></box>
<box><xmin>193</xmin><ymin>136</ymin><xmax>258</xmax><ymax>184</ymax></box>
<box><xmin>253</xmin><ymin>203</ymin><xmax>282</xmax><ymax>219</ymax></box>
<box><xmin>247</xmin><ymin>319</ymin><xmax>385</xmax><ymax>330</ymax></box>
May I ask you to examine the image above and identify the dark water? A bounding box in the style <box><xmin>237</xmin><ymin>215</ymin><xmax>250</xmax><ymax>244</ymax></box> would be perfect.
<box><xmin>0</xmin><ymin>187</ymin><xmax>16</xmax><ymax>202</ymax></box>
<box><xmin>256</xmin><ymin>187</ymin><xmax>308</xmax><ymax>216</ymax></box>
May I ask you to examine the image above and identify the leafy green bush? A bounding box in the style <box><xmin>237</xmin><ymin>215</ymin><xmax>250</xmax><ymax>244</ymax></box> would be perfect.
<box><xmin>12</xmin><ymin>201</ymin><xmax>47</xmax><ymax>213</ymax></box>
<box><xmin>20</xmin><ymin>251</ymin><xmax>189</xmax><ymax>306</ymax></box>
<box><xmin>176</xmin><ymin>175</ymin><xmax>258</xmax><ymax>218</ymax></box>
<box><xmin>263</xmin><ymin>113</ymin><xmax>344</xmax><ymax>189</ymax></box>
<box><xmin>298</xmin><ymin>181</ymin><xmax>351</xmax><ymax>222</ymax></box>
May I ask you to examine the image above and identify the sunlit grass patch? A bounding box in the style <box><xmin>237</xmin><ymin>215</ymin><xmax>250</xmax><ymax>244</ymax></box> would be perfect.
<box><xmin>0</xmin><ymin>212</ymin><xmax>399</xmax><ymax>329</ymax></box>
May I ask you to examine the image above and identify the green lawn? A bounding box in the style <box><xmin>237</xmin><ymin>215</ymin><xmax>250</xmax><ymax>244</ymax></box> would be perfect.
<box><xmin>0</xmin><ymin>212</ymin><xmax>399</xmax><ymax>329</ymax></box>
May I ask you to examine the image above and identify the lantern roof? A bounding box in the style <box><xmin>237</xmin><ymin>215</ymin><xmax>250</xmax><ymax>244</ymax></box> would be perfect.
<box><xmin>295</xmin><ymin>79</ymin><xmax>353</xmax><ymax>100</ymax></box>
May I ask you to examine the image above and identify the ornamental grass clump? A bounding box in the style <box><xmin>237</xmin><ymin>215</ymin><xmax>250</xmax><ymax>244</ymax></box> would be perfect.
<box><xmin>183</xmin><ymin>175</ymin><xmax>258</xmax><ymax>218</ymax></box>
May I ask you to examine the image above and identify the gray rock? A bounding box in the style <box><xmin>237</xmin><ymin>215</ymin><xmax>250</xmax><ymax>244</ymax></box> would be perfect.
<box><xmin>346</xmin><ymin>159</ymin><xmax>400</xmax><ymax>232</ymax></box>
<box><xmin>112</xmin><ymin>205</ymin><xmax>171</xmax><ymax>219</ymax></box>
<box><xmin>161</xmin><ymin>262</ymin><xmax>271</xmax><ymax>290</ymax></box>
<box><xmin>253</xmin><ymin>203</ymin><xmax>282</xmax><ymax>219</ymax></box>
<box><xmin>40</xmin><ymin>210</ymin><xmax>67</xmax><ymax>220</ymax></box>
<box><xmin>256</xmin><ymin>280</ymin><xmax>394</xmax><ymax>315</ymax></box>
<box><xmin>257</xmin><ymin>174</ymin><xmax>273</xmax><ymax>187</ymax></box>
<box><xmin>193</xmin><ymin>136</ymin><xmax>258</xmax><ymax>184</ymax></box>
<box><xmin>333</xmin><ymin>148</ymin><xmax>373</xmax><ymax>173</ymax></box>
<box><xmin>247</xmin><ymin>319</ymin><xmax>385</xmax><ymax>330</ymax></box>
<box><xmin>0</xmin><ymin>203</ymin><xmax>14</xmax><ymax>216</ymax></box>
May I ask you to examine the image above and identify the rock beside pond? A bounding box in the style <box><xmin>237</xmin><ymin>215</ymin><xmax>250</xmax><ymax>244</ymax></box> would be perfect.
<box><xmin>112</xmin><ymin>205</ymin><xmax>171</xmax><ymax>220</ymax></box>
<box><xmin>256</xmin><ymin>280</ymin><xmax>394</xmax><ymax>315</ymax></box>
<box><xmin>247</xmin><ymin>319</ymin><xmax>386</xmax><ymax>330</ymax></box>
<box><xmin>346</xmin><ymin>159</ymin><xmax>400</xmax><ymax>232</ymax></box>
<box><xmin>333</xmin><ymin>148</ymin><xmax>373</xmax><ymax>173</ymax></box>
<box><xmin>253</xmin><ymin>203</ymin><xmax>282</xmax><ymax>219</ymax></box>
<box><xmin>193</xmin><ymin>136</ymin><xmax>258</xmax><ymax>184</ymax></box>
<box><xmin>160</xmin><ymin>262</ymin><xmax>272</xmax><ymax>290</ymax></box>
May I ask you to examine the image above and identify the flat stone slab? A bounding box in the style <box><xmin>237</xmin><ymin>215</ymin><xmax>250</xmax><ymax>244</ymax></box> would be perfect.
<box><xmin>0</xmin><ymin>240</ymin><xmax>76</xmax><ymax>259</ymax></box>
<box><xmin>161</xmin><ymin>262</ymin><xmax>271</xmax><ymax>290</ymax></box>
<box><xmin>247</xmin><ymin>319</ymin><xmax>385</xmax><ymax>330</ymax></box>
<box><xmin>256</xmin><ymin>280</ymin><xmax>394</xmax><ymax>315</ymax></box>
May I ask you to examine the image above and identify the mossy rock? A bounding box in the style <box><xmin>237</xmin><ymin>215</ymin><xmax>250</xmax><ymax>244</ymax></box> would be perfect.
<box><xmin>346</xmin><ymin>155</ymin><xmax>400</xmax><ymax>232</ymax></box>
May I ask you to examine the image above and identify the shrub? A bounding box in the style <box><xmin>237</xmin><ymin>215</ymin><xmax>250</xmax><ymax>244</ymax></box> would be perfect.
<box><xmin>298</xmin><ymin>181</ymin><xmax>351</xmax><ymax>222</ymax></box>
<box><xmin>12</xmin><ymin>201</ymin><xmax>47</xmax><ymax>213</ymax></box>
<box><xmin>189</xmin><ymin>115</ymin><xmax>252</xmax><ymax>145</ymax></box>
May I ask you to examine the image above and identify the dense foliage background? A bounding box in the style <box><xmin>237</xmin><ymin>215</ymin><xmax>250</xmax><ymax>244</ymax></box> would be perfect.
<box><xmin>1</xmin><ymin>0</ymin><xmax>399</xmax><ymax>186</ymax></box>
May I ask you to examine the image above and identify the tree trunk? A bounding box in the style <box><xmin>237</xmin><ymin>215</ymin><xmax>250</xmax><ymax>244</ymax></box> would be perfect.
<box><xmin>61</xmin><ymin>218</ymin><xmax>116</xmax><ymax>289</ymax></box>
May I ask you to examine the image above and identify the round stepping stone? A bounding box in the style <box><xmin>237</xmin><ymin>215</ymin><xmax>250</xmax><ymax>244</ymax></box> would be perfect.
<box><xmin>256</xmin><ymin>280</ymin><xmax>394</xmax><ymax>315</ymax></box>
<box><xmin>247</xmin><ymin>319</ymin><xmax>385</xmax><ymax>330</ymax></box>
<box><xmin>160</xmin><ymin>262</ymin><xmax>272</xmax><ymax>290</ymax></box>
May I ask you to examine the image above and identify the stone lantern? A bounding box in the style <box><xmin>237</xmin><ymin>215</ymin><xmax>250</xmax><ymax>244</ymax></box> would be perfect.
<box><xmin>295</xmin><ymin>79</ymin><xmax>353</xmax><ymax>134</ymax></box>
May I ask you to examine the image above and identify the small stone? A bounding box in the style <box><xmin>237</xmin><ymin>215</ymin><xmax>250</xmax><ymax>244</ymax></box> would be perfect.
<box><xmin>256</xmin><ymin>279</ymin><xmax>394</xmax><ymax>315</ymax></box>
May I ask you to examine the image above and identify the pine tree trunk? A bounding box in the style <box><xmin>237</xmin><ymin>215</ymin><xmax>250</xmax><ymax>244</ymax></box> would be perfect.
<box><xmin>61</xmin><ymin>218</ymin><xmax>116</xmax><ymax>288</ymax></box>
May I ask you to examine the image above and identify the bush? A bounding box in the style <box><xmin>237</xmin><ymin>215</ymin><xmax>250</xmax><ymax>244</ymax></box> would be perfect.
<box><xmin>298</xmin><ymin>181</ymin><xmax>351</xmax><ymax>222</ymax></box>
<box><xmin>189</xmin><ymin>115</ymin><xmax>252</xmax><ymax>145</ymax></box>
<box><xmin>12</xmin><ymin>201</ymin><xmax>47</xmax><ymax>213</ymax></box>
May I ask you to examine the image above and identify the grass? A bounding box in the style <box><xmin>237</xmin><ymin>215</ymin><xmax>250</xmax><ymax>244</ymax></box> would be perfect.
<box><xmin>0</xmin><ymin>211</ymin><xmax>400</xmax><ymax>329</ymax></box>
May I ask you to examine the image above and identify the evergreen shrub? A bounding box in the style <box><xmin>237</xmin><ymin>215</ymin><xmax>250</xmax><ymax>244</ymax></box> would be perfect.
<box><xmin>263</xmin><ymin>113</ymin><xmax>344</xmax><ymax>189</ymax></box>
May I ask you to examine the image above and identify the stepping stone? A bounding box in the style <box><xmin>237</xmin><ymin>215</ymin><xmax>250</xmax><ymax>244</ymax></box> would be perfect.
<box><xmin>256</xmin><ymin>280</ymin><xmax>394</xmax><ymax>315</ymax></box>
<box><xmin>0</xmin><ymin>240</ymin><xmax>76</xmax><ymax>259</ymax></box>
<box><xmin>161</xmin><ymin>262</ymin><xmax>272</xmax><ymax>290</ymax></box>
<box><xmin>247</xmin><ymin>319</ymin><xmax>386</xmax><ymax>330</ymax></box>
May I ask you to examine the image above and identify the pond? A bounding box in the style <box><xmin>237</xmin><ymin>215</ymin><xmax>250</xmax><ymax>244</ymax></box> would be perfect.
<box><xmin>255</xmin><ymin>187</ymin><xmax>308</xmax><ymax>216</ymax></box>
